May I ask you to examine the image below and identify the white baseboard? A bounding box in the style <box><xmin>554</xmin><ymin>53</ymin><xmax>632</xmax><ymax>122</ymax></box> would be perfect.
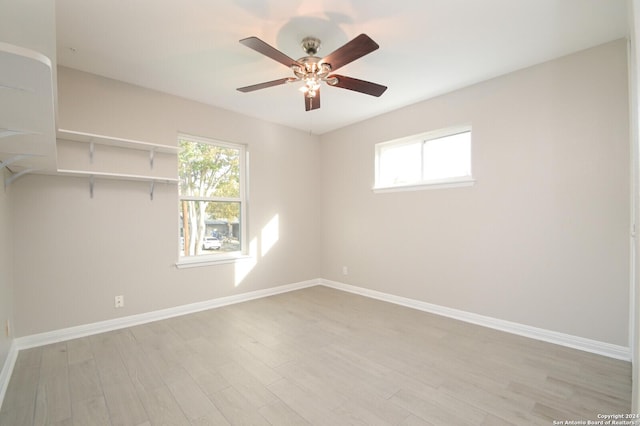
<box><xmin>319</xmin><ymin>279</ymin><xmax>631</xmax><ymax>361</ymax></box>
<box><xmin>0</xmin><ymin>276</ymin><xmax>630</xmax><ymax>411</ymax></box>
<box><xmin>15</xmin><ymin>279</ymin><xmax>319</xmax><ymax>351</ymax></box>
<box><xmin>0</xmin><ymin>341</ymin><xmax>18</xmax><ymax>411</ymax></box>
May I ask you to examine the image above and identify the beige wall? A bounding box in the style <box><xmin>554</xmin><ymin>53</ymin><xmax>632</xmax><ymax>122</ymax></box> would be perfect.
<box><xmin>320</xmin><ymin>39</ymin><xmax>630</xmax><ymax>346</ymax></box>
<box><xmin>11</xmin><ymin>67</ymin><xmax>321</xmax><ymax>336</ymax></box>
<box><xmin>0</xmin><ymin>171</ymin><xmax>13</xmax><ymax>368</ymax></box>
<box><xmin>0</xmin><ymin>0</ymin><xmax>55</xmax><ymax>369</ymax></box>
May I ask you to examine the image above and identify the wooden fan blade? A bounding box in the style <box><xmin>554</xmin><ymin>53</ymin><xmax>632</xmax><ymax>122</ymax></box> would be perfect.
<box><xmin>237</xmin><ymin>78</ymin><xmax>290</xmax><ymax>93</ymax></box>
<box><xmin>328</xmin><ymin>74</ymin><xmax>387</xmax><ymax>97</ymax></box>
<box><xmin>240</xmin><ymin>36</ymin><xmax>300</xmax><ymax>68</ymax></box>
<box><xmin>304</xmin><ymin>90</ymin><xmax>321</xmax><ymax>111</ymax></box>
<box><xmin>320</xmin><ymin>34</ymin><xmax>379</xmax><ymax>72</ymax></box>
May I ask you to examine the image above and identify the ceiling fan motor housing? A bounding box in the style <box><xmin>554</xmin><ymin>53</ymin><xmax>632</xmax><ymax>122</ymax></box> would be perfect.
<box><xmin>301</xmin><ymin>37</ymin><xmax>321</xmax><ymax>56</ymax></box>
<box><xmin>293</xmin><ymin>56</ymin><xmax>331</xmax><ymax>80</ymax></box>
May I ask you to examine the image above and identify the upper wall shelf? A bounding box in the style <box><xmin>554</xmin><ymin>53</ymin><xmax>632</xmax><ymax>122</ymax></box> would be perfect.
<box><xmin>56</xmin><ymin>129</ymin><xmax>179</xmax><ymax>154</ymax></box>
<box><xmin>57</xmin><ymin>129</ymin><xmax>179</xmax><ymax>172</ymax></box>
<box><xmin>55</xmin><ymin>129</ymin><xmax>180</xmax><ymax>199</ymax></box>
<box><xmin>0</xmin><ymin>41</ymin><xmax>57</xmax><ymax>181</ymax></box>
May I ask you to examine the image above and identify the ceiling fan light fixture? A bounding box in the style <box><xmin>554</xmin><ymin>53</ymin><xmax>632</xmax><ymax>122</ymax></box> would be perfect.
<box><xmin>300</xmin><ymin>76</ymin><xmax>320</xmax><ymax>95</ymax></box>
<box><xmin>237</xmin><ymin>34</ymin><xmax>387</xmax><ymax>111</ymax></box>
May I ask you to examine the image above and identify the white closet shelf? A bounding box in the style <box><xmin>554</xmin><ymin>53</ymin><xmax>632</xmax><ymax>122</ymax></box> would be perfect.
<box><xmin>55</xmin><ymin>129</ymin><xmax>180</xmax><ymax>197</ymax></box>
<box><xmin>56</xmin><ymin>169</ymin><xmax>179</xmax><ymax>183</ymax></box>
<box><xmin>55</xmin><ymin>169</ymin><xmax>178</xmax><ymax>200</ymax></box>
<box><xmin>56</xmin><ymin>129</ymin><xmax>180</xmax><ymax>154</ymax></box>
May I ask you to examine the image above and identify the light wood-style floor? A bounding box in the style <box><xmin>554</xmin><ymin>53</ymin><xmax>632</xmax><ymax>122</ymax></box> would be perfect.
<box><xmin>0</xmin><ymin>286</ymin><xmax>632</xmax><ymax>425</ymax></box>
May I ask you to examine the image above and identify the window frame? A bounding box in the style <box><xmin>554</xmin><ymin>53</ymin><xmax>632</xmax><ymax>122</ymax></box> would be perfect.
<box><xmin>373</xmin><ymin>125</ymin><xmax>475</xmax><ymax>193</ymax></box>
<box><xmin>176</xmin><ymin>133</ymin><xmax>249</xmax><ymax>268</ymax></box>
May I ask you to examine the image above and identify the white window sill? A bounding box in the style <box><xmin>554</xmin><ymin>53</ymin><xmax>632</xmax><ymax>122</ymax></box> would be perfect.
<box><xmin>373</xmin><ymin>177</ymin><xmax>475</xmax><ymax>193</ymax></box>
<box><xmin>176</xmin><ymin>254</ymin><xmax>252</xmax><ymax>269</ymax></box>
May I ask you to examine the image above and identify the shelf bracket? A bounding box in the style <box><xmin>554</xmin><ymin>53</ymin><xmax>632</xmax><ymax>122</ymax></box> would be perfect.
<box><xmin>149</xmin><ymin>148</ymin><xmax>155</xmax><ymax>170</ymax></box>
<box><xmin>0</xmin><ymin>154</ymin><xmax>33</xmax><ymax>172</ymax></box>
<box><xmin>89</xmin><ymin>175</ymin><xmax>94</xmax><ymax>198</ymax></box>
<box><xmin>150</xmin><ymin>180</ymin><xmax>155</xmax><ymax>201</ymax></box>
<box><xmin>1</xmin><ymin>154</ymin><xmax>39</xmax><ymax>189</ymax></box>
<box><xmin>89</xmin><ymin>140</ymin><xmax>95</xmax><ymax>164</ymax></box>
<box><xmin>4</xmin><ymin>168</ymin><xmax>35</xmax><ymax>189</ymax></box>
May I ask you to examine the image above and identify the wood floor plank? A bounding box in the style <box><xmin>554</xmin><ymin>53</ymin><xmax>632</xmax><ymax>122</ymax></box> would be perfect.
<box><xmin>71</xmin><ymin>397</ymin><xmax>111</xmax><ymax>426</ymax></box>
<box><xmin>134</xmin><ymin>383</ymin><xmax>190</xmax><ymax>426</ymax></box>
<box><xmin>167</xmin><ymin>375</ymin><xmax>230</xmax><ymax>425</ymax></box>
<box><xmin>274</xmin><ymin>359</ymin><xmax>347</xmax><ymax>410</ymax></box>
<box><xmin>33</xmin><ymin>371</ymin><xmax>72</xmax><ymax>425</ymax></box>
<box><xmin>400</xmin><ymin>414</ymin><xmax>437</xmax><ymax>425</ymax></box>
<box><xmin>68</xmin><ymin>359</ymin><xmax>102</xmax><ymax>403</ymax></box>
<box><xmin>267</xmin><ymin>378</ymin><xmax>345</xmax><ymax>425</ymax></box>
<box><xmin>439</xmin><ymin>377</ymin><xmax>547</xmax><ymax>425</ymax></box>
<box><xmin>119</xmin><ymin>347</ymin><xmax>165</xmax><ymax>392</ymax></box>
<box><xmin>39</xmin><ymin>343</ymin><xmax>68</xmax><ymax>380</ymax></box>
<box><xmin>179</xmin><ymin>357</ymin><xmax>232</xmax><ymax>398</ymax></box>
<box><xmin>258</xmin><ymin>400</ymin><xmax>311</xmax><ymax>426</ymax></box>
<box><xmin>217</xmin><ymin>361</ymin><xmax>279</xmax><ymax>409</ymax></box>
<box><xmin>209</xmin><ymin>385</ymin><xmax>271</xmax><ymax>425</ymax></box>
<box><xmin>0</xmin><ymin>286</ymin><xmax>632</xmax><ymax>425</ymax></box>
<box><xmin>66</xmin><ymin>338</ymin><xmax>94</xmax><ymax>365</ymax></box>
<box><xmin>391</xmin><ymin>387</ymin><xmax>483</xmax><ymax>426</ymax></box>
<box><xmin>101</xmin><ymin>382</ymin><xmax>148</xmax><ymax>426</ymax></box>
<box><xmin>91</xmin><ymin>332</ymin><xmax>148</xmax><ymax>426</ymax></box>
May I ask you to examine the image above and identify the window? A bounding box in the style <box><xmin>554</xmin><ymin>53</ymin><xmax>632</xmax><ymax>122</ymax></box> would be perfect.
<box><xmin>374</xmin><ymin>125</ymin><xmax>473</xmax><ymax>192</ymax></box>
<box><xmin>178</xmin><ymin>134</ymin><xmax>247</xmax><ymax>263</ymax></box>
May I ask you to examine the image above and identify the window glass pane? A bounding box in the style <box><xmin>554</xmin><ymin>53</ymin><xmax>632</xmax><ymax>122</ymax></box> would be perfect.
<box><xmin>378</xmin><ymin>142</ymin><xmax>422</xmax><ymax>186</ymax></box>
<box><xmin>422</xmin><ymin>131</ymin><xmax>471</xmax><ymax>180</ymax></box>
<box><xmin>179</xmin><ymin>200</ymin><xmax>242</xmax><ymax>256</ymax></box>
<box><xmin>179</xmin><ymin>139</ymin><xmax>240</xmax><ymax>198</ymax></box>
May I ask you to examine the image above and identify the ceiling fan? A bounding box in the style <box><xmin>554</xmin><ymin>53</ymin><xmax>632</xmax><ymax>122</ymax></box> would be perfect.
<box><xmin>237</xmin><ymin>34</ymin><xmax>387</xmax><ymax>111</ymax></box>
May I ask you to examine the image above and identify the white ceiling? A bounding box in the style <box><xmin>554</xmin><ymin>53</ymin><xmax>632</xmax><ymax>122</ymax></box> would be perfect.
<box><xmin>55</xmin><ymin>0</ymin><xmax>629</xmax><ymax>135</ymax></box>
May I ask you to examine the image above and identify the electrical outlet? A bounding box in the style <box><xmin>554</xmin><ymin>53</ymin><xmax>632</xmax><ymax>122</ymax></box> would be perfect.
<box><xmin>114</xmin><ymin>295</ymin><xmax>124</xmax><ymax>308</ymax></box>
<box><xmin>342</xmin><ymin>266</ymin><xmax>348</xmax><ymax>275</ymax></box>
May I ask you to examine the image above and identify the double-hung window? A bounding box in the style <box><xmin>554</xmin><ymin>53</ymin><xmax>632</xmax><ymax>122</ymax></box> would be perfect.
<box><xmin>178</xmin><ymin>134</ymin><xmax>246</xmax><ymax>264</ymax></box>
<box><xmin>374</xmin><ymin>125</ymin><xmax>473</xmax><ymax>192</ymax></box>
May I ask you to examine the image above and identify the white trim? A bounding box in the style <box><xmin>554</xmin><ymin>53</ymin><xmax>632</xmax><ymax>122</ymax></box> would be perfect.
<box><xmin>373</xmin><ymin>177</ymin><xmax>475</xmax><ymax>193</ymax></box>
<box><xmin>14</xmin><ymin>279</ymin><xmax>318</xmax><ymax>350</ymax></box>
<box><xmin>0</xmin><ymin>341</ymin><xmax>18</xmax><ymax>411</ymax></box>
<box><xmin>175</xmin><ymin>254</ymin><xmax>253</xmax><ymax>269</ymax></box>
<box><xmin>319</xmin><ymin>279</ymin><xmax>631</xmax><ymax>361</ymax></box>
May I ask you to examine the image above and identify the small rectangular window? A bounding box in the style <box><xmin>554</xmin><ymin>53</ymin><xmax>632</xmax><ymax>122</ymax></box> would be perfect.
<box><xmin>178</xmin><ymin>134</ymin><xmax>247</xmax><ymax>263</ymax></box>
<box><xmin>374</xmin><ymin>126</ymin><xmax>474</xmax><ymax>192</ymax></box>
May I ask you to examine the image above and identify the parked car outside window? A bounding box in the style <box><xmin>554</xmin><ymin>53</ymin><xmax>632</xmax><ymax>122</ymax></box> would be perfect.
<box><xmin>202</xmin><ymin>236</ymin><xmax>222</xmax><ymax>250</ymax></box>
